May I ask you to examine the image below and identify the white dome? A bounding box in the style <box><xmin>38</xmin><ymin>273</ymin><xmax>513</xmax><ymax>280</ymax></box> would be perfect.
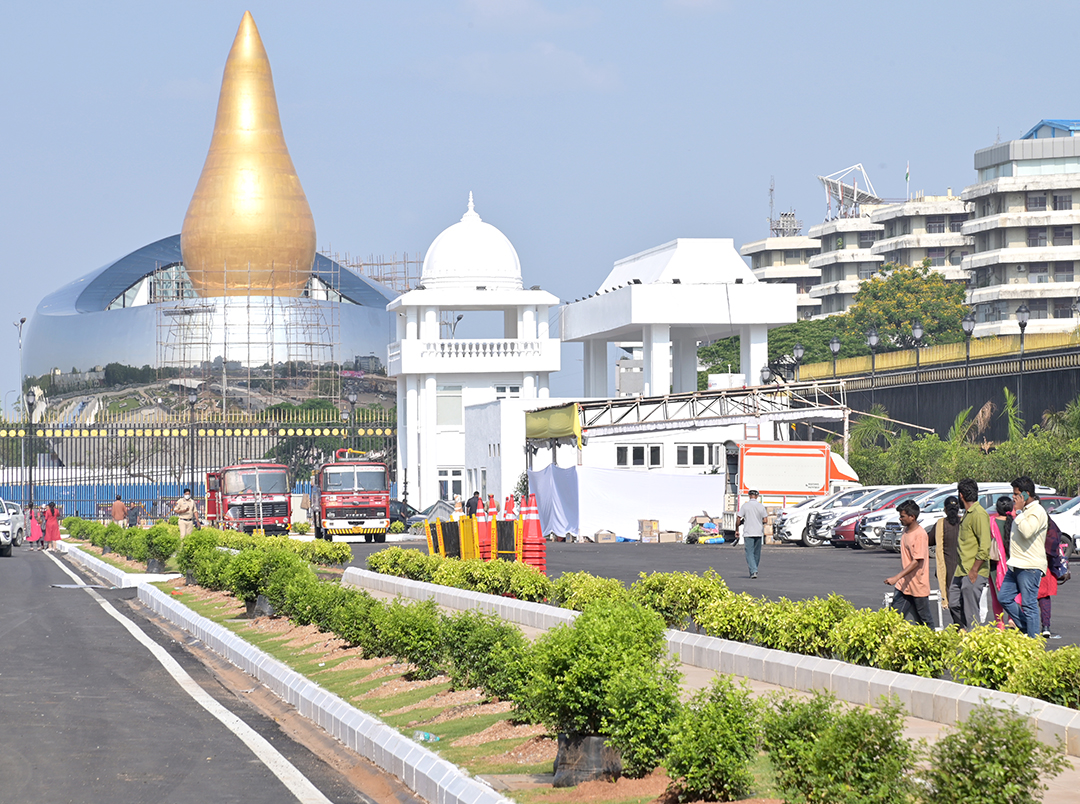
<box><xmin>420</xmin><ymin>194</ymin><xmax>523</xmax><ymax>290</ymax></box>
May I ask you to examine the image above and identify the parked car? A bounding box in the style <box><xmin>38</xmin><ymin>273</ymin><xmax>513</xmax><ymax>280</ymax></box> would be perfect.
<box><xmin>830</xmin><ymin>486</ymin><xmax>937</xmax><ymax>548</ymax></box>
<box><xmin>810</xmin><ymin>486</ymin><xmax>899</xmax><ymax>545</ymax></box>
<box><xmin>0</xmin><ymin>499</ymin><xmax>25</xmax><ymax>557</ymax></box>
<box><xmin>775</xmin><ymin>486</ymin><xmax>878</xmax><ymax>547</ymax></box>
<box><xmin>1034</xmin><ymin>495</ymin><xmax>1080</xmax><ymax>555</ymax></box>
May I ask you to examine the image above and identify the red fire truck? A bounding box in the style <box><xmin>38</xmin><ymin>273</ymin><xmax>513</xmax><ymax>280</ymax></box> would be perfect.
<box><xmin>205</xmin><ymin>461</ymin><xmax>292</xmax><ymax>534</ymax></box>
<box><xmin>312</xmin><ymin>449</ymin><xmax>390</xmax><ymax>543</ymax></box>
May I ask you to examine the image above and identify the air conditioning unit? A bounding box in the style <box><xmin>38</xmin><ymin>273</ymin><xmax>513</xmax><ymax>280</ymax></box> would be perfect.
<box><xmin>1016</xmin><ymin>264</ymin><xmax>1027</xmax><ymax>273</ymax></box>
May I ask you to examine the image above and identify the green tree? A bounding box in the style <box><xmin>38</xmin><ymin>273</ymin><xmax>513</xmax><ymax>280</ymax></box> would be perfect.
<box><xmin>844</xmin><ymin>260</ymin><xmax>967</xmax><ymax>349</ymax></box>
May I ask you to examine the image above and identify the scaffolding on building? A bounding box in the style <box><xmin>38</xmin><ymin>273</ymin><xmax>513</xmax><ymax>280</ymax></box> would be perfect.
<box><xmin>157</xmin><ymin>259</ymin><xmax>341</xmax><ymax>410</ymax></box>
<box><xmin>318</xmin><ymin>248</ymin><xmax>423</xmax><ymax>294</ymax></box>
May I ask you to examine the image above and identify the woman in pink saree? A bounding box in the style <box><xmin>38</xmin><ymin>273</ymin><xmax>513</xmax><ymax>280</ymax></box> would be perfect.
<box><xmin>988</xmin><ymin>495</ymin><xmax>1015</xmax><ymax>629</ymax></box>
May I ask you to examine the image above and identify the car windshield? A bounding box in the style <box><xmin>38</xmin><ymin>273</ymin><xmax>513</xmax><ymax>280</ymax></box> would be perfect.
<box><xmin>825</xmin><ymin>489</ymin><xmax>876</xmax><ymax>509</ymax></box>
<box><xmin>324</xmin><ymin>466</ymin><xmax>387</xmax><ymax>492</ymax></box>
<box><xmin>1053</xmin><ymin>495</ymin><xmax>1080</xmax><ymax>514</ymax></box>
<box><xmin>223</xmin><ymin>467</ymin><xmax>289</xmax><ymax>495</ymax></box>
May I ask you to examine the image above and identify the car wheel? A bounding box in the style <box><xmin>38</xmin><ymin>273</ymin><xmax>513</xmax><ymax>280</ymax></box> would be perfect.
<box><xmin>801</xmin><ymin>527</ymin><xmax>829</xmax><ymax>548</ymax></box>
<box><xmin>856</xmin><ymin>533</ymin><xmax>877</xmax><ymax>551</ymax></box>
<box><xmin>0</xmin><ymin>544</ymin><xmax>11</xmax><ymax>557</ymax></box>
<box><xmin>14</xmin><ymin>529</ymin><xmax>23</xmax><ymax>547</ymax></box>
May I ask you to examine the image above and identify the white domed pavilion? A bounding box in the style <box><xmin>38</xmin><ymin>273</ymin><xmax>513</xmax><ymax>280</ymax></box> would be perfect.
<box><xmin>388</xmin><ymin>195</ymin><xmax>561</xmax><ymax>509</ymax></box>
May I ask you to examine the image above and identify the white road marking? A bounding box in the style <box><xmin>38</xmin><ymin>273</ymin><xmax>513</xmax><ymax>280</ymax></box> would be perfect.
<box><xmin>46</xmin><ymin>551</ymin><xmax>333</xmax><ymax>804</ymax></box>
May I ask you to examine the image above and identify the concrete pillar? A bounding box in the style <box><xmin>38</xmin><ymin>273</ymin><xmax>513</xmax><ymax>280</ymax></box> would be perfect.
<box><xmin>642</xmin><ymin>324</ymin><xmax>671</xmax><ymax>397</ymax></box>
<box><xmin>539</xmin><ymin>373</ymin><xmax>550</xmax><ymax>398</ymax></box>
<box><xmin>523</xmin><ymin>373</ymin><xmax>536</xmax><ymax>398</ymax></box>
<box><xmin>404</xmin><ymin>374</ymin><xmax>419</xmax><ymax>504</ymax></box>
<box><xmin>740</xmin><ymin>325</ymin><xmax>769</xmax><ymax>385</ymax></box>
<box><xmin>421</xmin><ymin>375</ymin><xmax>439</xmax><ymax>508</ymax></box>
<box><xmin>583</xmin><ymin>340</ymin><xmax>608</xmax><ymax>397</ymax></box>
<box><xmin>522</xmin><ymin>306</ymin><xmax>537</xmax><ymax>340</ymax></box>
<box><xmin>405</xmin><ymin>307</ymin><xmax>418</xmax><ymax>340</ymax></box>
<box><xmin>396</xmin><ymin>377</ymin><xmax>407</xmax><ymax>496</ymax></box>
<box><xmin>672</xmin><ymin>337</ymin><xmax>699</xmax><ymax>394</ymax></box>
<box><xmin>504</xmin><ymin>309</ymin><xmax>518</xmax><ymax>339</ymax></box>
<box><xmin>537</xmin><ymin>306</ymin><xmax>550</xmax><ymax>339</ymax></box>
<box><xmin>420</xmin><ymin>307</ymin><xmax>439</xmax><ymax>341</ymax></box>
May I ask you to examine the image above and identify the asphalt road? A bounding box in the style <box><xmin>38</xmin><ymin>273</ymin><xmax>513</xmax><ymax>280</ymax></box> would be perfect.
<box><xmin>0</xmin><ymin>546</ymin><xmax>415</xmax><ymax>804</ymax></box>
<box><xmin>349</xmin><ymin>538</ymin><xmax>1080</xmax><ymax>645</ymax></box>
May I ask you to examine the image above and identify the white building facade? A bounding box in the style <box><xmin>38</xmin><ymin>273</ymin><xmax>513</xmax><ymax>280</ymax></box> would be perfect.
<box><xmin>740</xmin><ymin>235</ymin><xmax>822</xmax><ymax>320</ymax></box>
<box><xmin>961</xmin><ymin>120</ymin><xmax>1080</xmax><ymax>336</ymax></box>
<box><xmin>870</xmin><ymin>194</ymin><xmax>972</xmax><ymax>281</ymax></box>
<box><xmin>388</xmin><ymin>196</ymin><xmax>560</xmax><ymax>509</ymax></box>
<box><xmin>807</xmin><ymin>216</ymin><xmax>885</xmax><ymax>316</ymax></box>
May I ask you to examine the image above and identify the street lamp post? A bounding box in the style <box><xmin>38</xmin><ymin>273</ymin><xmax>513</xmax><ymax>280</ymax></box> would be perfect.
<box><xmin>793</xmin><ymin>342</ymin><xmax>805</xmax><ymax>382</ymax></box>
<box><xmin>188</xmin><ymin>390</ymin><xmax>198</xmax><ymax>496</ymax></box>
<box><xmin>962</xmin><ymin>312</ymin><xmax>976</xmax><ymax>409</ymax></box>
<box><xmin>829</xmin><ymin>336</ymin><xmax>841</xmax><ymax>379</ymax></box>
<box><xmin>1016</xmin><ymin>303</ymin><xmax>1030</xmax><ymax>423</ymax></box>
<box><xmin>911</xmin><ymin>320</ymin><xmax>924</xmax><ymax>425</ymax></box>
<box><xmin>866</xmin><ymin>327</ymin><xmax>880</xmax><ymax>407</ymax></box>
<box><xmin>25</xmin><ymin>389</ymin><xmax>35</xmax><ymax>509</ymax></box>
<box><xmin>760</xmin><ymin>365</ymin><xmax>774</xmax><ymax>385</ymax></box>
<box><xmin>347</xmin><ymin>392</ymin><xmax>358</xmax><ymax>451</ymax></box>
<box><xmin>450</xmin><ymin>314</ymin><xmax>464</xmax><ymax>339</ymax></box>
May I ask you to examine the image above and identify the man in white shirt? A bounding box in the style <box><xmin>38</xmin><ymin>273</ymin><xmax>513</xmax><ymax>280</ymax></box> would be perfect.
<box><xmin>997</xmin><ymin>476</ymin><xmax>1048</xmax><ymax>637</ymax></box>
<box><xmin>736</xmin><ymin>490</ymin><xmax>768</xmax><ymax>579</ymax></box>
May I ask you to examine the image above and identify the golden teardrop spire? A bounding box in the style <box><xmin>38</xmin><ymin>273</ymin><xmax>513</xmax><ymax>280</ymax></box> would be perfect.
<box><xmin>181</xmin><ymin>10</ymin><xmax>316</xmax><ymax>297</ymax></box>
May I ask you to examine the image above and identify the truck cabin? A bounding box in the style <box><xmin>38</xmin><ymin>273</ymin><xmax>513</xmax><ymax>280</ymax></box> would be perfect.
<box><xmin>221</xmin><ymin>465</ymin><xmax>290</xmax><ymax>496</ymax></box>
<box><xmin>319</xmin><ymin>465</ymin><xmax>389</xmax><ymax>493</ymax></box>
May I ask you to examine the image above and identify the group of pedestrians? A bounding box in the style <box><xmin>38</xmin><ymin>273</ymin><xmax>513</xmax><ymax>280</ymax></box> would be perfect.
<box><xmin>24</xmin><ymin>501</ymin><xmax>61</xmax><ymax>551</ymax></box>
<box><xmin>886</xmin><ymin>477</ymin><xmax>1061</xmax><ymax>637</ymax></box>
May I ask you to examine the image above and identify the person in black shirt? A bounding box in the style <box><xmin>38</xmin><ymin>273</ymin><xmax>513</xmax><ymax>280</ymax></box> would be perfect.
<box><xmin>464</xmin><ymin>491</ymin><xmax>481</xmax><ymax>517</ymax></box>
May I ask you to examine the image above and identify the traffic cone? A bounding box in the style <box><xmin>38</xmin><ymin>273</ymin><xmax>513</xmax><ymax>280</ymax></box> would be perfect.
<box><xmin>475</xmin><ymin>503</ymin><xmax>491</xmax><ymax>560</ymax></box>
<box><xmin>503</xmin><ymin>495</ymin><xmax>516</xmax><ymax>521</ymax></box>
<box><xmin>522</xmin><ymin>493</ymin><xmax>546</xmax><ymax>574</ymax></box>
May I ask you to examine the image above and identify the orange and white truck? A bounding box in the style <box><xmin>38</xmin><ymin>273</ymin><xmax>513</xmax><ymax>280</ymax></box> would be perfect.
<box><xmin>721</xmin><ymin>441</ymin><xmax>859</xmax><ymax>537</ymax></box>
<box><xmin>311</xmin><ymin>449</ymin><xmax>390</xmax><ymax>543</ymax></box>
<box><xmin>205</xmin><ymin>461</ymin><xmax>292</xmax><ymax>534</ymax></box>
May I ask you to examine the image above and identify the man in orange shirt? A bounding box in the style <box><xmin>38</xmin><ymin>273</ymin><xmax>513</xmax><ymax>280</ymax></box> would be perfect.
<box><xmin>111</xmin><ymin>495</ymin><xmax>129</xmax><ymax>529</ymax></box>
<box><xmin>885</xmin><ymin>499</ymin><xmax>932</xmax><ymax>627</ymax></box>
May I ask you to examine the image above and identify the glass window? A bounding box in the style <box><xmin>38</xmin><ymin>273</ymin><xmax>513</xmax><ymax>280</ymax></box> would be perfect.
<box><xmin>632</xmin><ymin>446</ymin><xmax>645</xmax><ymax>466</ymax></box>
<box><xmin>901</xmin><ymin>220</ymin><xmax>911</xmax><ymax>235</ymax></box>
<box><xmin>223</xmin><ymin>467</ymin><xmax>288</xmax><ymax>494</ymax></box>
<box><xmin>1053</xmin><ymin>226</ymin><xmax>1073</xmax><ymax>246</ymax></box>
<box><xmin>1054</xmin><ymin>300</ymin><xmax>1075</xmax><ymax>319</ymax></box>
<box><xmin>1027</xmin><ymin>193</ymin><xmax>1047</xmax><ymax>211</ymax></box>
<box><xmin>858</xmin><ymin>231</ymin><xmax>877</xmax><ymax>248</ymax></box>
<box><xmin>949</xmin><ymin>214</ymin><xmax>968</xmax><ymax>232</ymax></box>
<box><xmin>676</xmin><ymin>446</ymin><xmax>688</xmax><ymax>466</ymax></box>
<box><xmin>1056</xmin><ymin>261</ymin><xmax>1074</xmax><ymax>282</ymax></box>
<box><xmin>692</xmin><ymin>445</ymin><xmax>706</xmax><ymax>465</ymax></box>
<box><xmin>858</xmin><ymin>264</ymin><xmax>876</xmax><ymax>280</ymax></box>
<box><xmin>436</xmin><ymin>385</ymin><xmax>463</xmax><ymax>427</ymax></box>
<box><xmin>886</xmin><ymin>222</ymin><xmax>896</xmax><ymax>239</ymax></box>
<box><xmin>784</xmin><ymin>250</ymin><xmax>801</xmax><ymax>260</ymax></box>
<box><xmin>927</xmin><ymin>248</ymin><xmax>946</xmax><ymax>266</ymax></box>
<box><xmin>617</xmin><ymin>446</ymin><xmax>628</xmax><ymax>466</ymax></box>
<box><xmin>1028</xmin><ymin>227</ymin><xmax>1048</xmax><ymax>248</ymax></box>
<box><xmin>1029</xmin><ymin>262</ymin><xmax>1049</xmax><ymax>283</ymax></box>
<box><xmin>1054</xmin><ymin>194</ymin><xmax>1073</xmax><ymax>211</ymax></box>
<box><xmin>1029</xmin><ymin>300</ymin><xmax>1048</xmax><ymax>319</ymax></box>
<box><xmin>495</xmin><ymin>385</ymin><xmax>521</xmax><ymax>399</ymax></box>
<box><xmin>926</xmin><ymin>216</ymin><xmax>946</xmax><ymax>234</ymax></box>
<box><xmin>649</xmin><ymin>446</ymin><xmax>662</xmax><ymax>467</ymax></box>
<box><xmin>438</xmin><ymin>468</ymin><xmax>463</xmax><ymax>501</ymax></box>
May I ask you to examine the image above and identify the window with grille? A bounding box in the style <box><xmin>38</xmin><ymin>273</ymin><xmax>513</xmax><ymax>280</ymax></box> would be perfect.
<box><xmin>1028</xmin><ymin>228</ymin><xmax>1048</xmax><ymax>248</ymax></box>
<box><xmin>949</xmin><ymin>214</ymin><xmax>968</xmax><ymax>232</ymax></box>
<box><xmin>1054</xmin><ymin>194</ymin><xmax>1073</xmax><ymax>211</ymax></box>
<box><xmin>1054</xmin><ymin>300</ymin><xmax>1075</xmax><ymax>319</ymax></box>
<box><xmin>926</xmin><ymin>216</ymin><xmax>946</xmax><ymax>234</ymax></box>
<box><xmin>858</xmin><ymin>231</ymin><xmax>877</xmax><ymax>248</ymax></box>
<box><xmin>1027</xmin><ymin>194</ymin><xmax>1047</xmax><ymax>212</ymax></box>
<box><xmin>1053</xmin><ymin>226</ymin><xmax>1073</xmax><ymax>247</ymax></box>
<box><xmin>1056</xmin><ymin>261</ymin><xmax>1075</xmax><ymax>282</ymax></box>
<box><xmin>1029</xmin><ymin>263</ymin><xmax>1049</xmax><ymax>283</ymax></box>
<box><xmin>1029</xmin><ymin>300</ymin><xmax>1048</xmax><ymax>319</ymax></box>
<box><xmin>928</xmin><ymin>248</ymin><xmax>946</xmax><ymax>266</ymax></box>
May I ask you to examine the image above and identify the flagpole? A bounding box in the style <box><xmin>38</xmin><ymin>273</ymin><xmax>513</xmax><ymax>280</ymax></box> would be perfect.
<box><xmin>906</xmin><ymin>161</ymin><xmax>910</xmax><ymax>201</ymax></box>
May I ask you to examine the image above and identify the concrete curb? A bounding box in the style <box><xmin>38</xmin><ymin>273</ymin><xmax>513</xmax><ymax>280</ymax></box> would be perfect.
<box><xmin>56</xmin><ymin>542</ymin><xmax>180</xmax><ymax>588</ymax></box>
<box><xmin>59</xmin><ymin>547</ymin><xmax>511</xmax><ymax>804</ymax></box>
<box><xmin>342</xmin><ymin>567</ymin><xmax>1080</xmax><ymax>756</ymax></box>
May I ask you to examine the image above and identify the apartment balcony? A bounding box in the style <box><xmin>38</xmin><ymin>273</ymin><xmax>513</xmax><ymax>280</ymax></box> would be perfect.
<box><xmin>808</xmin><ymin>249</ymin><xmax>885</xmax><ymax>270</ymax></box>
<box><xmin>870</xmin><ymin>232</ymin><xmax>971</xmax><ymax>254</ymax></box>
<box><xmin>808</xmin><ymin>279</ymin><xmax>863</xmax><ymax>299</ymax></box>
<box><xmin>387</xmin><ymin>337</ymin><xmax>561</xmax><ymax>376</ymax></box>
<box><xmin>963</xmin><ymin>245</ymin><xmax>1080</xmax><ymax>270</ymax></box>
<box><xmin>962</xmin><ymin>210</ymin><xmax>1080</xmax><ymax>235</ymax></box>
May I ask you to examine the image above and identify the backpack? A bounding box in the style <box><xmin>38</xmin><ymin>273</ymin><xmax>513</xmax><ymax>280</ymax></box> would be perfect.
<box><xmin>1045</xmin><ymin>516</ymin><xmax>1070</xmax><ymax>583</ymax></box>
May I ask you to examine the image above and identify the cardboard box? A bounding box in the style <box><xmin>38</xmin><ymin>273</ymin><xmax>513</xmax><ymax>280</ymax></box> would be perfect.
<box><xmin>594</xmin><ymin>530</ymin><xmax>617</xmax><ymax>543</ymax></box>
<box><xmin>640</xmin><ymin>534</ymin><xmax>658</xmax><ymax>543</ymax></box>
<box><xmin>658</xmin><ymin>531</ymin><xmax>682</xmax><ymax>543</ymax></box>
<box><xmin>638</xmin><ymin>519</ymin><xmax>659</xmax><ymax>536</ymax></box>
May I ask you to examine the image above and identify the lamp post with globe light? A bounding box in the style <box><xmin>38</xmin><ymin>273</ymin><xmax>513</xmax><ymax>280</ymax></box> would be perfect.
<box><xmin>829</xmin><ymin>336</ymin><xmax>841</xmax><ymax>379</ymax></box>
<box><xmin>793</xmin><ymin>342</ymin><xmax>805</xmax><ymax>382</ymax></box>
<box><xmin>25</xmin><ymin>389</ymin><xmax>35</xmax><ymax>509</ymax></box>
<box><xmin>347</xmin><ymin>392</ymin><xmax>358</xmax><ymax>451</ymax></box>
<box><xmin>760</xmin><ymin>365</ymin><xmax>774</xmax><ymax>385</ymax></box>
<box><xmin>911</xmin><ymin>320</ymin><xmax>924</xmax><ymax>425</ymax></box>
<box><xmin>962</xmin><ymin>312</ymin><xmax>976</xmax><ymax>408</ymax></box>
<box><xmin>866</xmin><ymin>327</ymin><xmax>880</xmax><ymax>407</ymax></box>
<box><xmin>1016</xmin><ymin>303</ymin><xmax>1030</xmax><ymax>424</ymax></box>
<box><xmin>188</xmin><ymin>390</ymin><xmax>198</xmax><ymax>496</ymax></box>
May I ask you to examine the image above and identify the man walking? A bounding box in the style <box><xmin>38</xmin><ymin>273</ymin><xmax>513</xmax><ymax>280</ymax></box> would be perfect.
<box><xmin>111</xmin><ymin>495</ymin><xmax>128</xmax><ymax>529</ymax></box>
<box><xmin>736</xmin><ymin>490</ymin><xmax>767</xmax><ymax>579</ymax></box>
<box><xmin>465</xmin><ymin>491</ymin><xmax>481</xmax><ymax>517</ymax></box>
<box><xmin>998</xmin><ymin>476</ymin><xmax>1048</xmax><ymax>637</ymax></box>
<box><xmin>885</xmin><ymin>499</ymin><xmax>932</xmax><ymax>626</ymax></box>
<box><xmin>949</xmin><ymin>478</ymin><xmax>991</xmax><ymax>629</ymax></box>
<box><xmin>173</xmin><ymin>489</ymin><xmax>198</xmax><ymax>537</ymax></box>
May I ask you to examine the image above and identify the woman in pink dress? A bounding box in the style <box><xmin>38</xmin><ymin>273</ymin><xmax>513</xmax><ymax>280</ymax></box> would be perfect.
<box><xmin>26</xmin><ymin>505</ymin><xmax>43</xmax><ymax>550</ymax></box>
<box><xmin>42</xmin><ymin>502</ymin><xmax>61</xmax><ymax>551</ymax></box>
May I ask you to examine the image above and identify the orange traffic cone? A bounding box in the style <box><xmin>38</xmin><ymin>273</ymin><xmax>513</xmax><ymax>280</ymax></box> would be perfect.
<box><xmin>475</xmin><ymin>501</ymin><xmax>491</xmax><ymax>559</ymax></box>
<box><xmin>503</xmin><ymin>495</ymin><xmax>516</xmax><ymax>521</ymax></box>
<box><xmin>522</xmin><ymin>493</ymin><xmax>546</xmax><ymax>573</ymax></box>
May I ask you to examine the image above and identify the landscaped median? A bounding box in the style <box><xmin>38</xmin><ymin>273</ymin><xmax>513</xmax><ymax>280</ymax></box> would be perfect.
<box><xmin>55</xmin><ymin>520</ymin><xmax>1080</xmax><ymax>803</ymax></box>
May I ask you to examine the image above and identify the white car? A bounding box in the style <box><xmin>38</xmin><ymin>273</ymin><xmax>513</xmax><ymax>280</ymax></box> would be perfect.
<box><xmin>1041</xmin><ymin>495</ymin><xmax>1080</xmax><ymax>554</ymax></box>
<box><xmin>774</xmin><ymin>486</ymin><xmax>879</xmax><ymax>547</ymax></box>
<box><xmin>809</xmin><ymin>486</ymin><xmax>900</xmax><ymax>545</ymax></box>
<box><xmin>0</xmin><ymin>499</ymin><xmax>26</xmax><ymax>557</ymax></box>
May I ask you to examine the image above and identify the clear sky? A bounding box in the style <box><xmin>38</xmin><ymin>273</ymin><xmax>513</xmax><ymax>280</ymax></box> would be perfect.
<box><xmin>3</xmin><ymin>0</ymin><xmax>1078</xmax><ymax>407</ymax></box>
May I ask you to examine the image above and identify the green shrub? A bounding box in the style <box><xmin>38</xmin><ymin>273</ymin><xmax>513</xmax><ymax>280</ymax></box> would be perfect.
<box><xmin>388</xmin><ymin>520</ymin><xmax>406</xmax><ymax>534</ymax></box>
<box><xmin>263</xmin><ymin>558</ymin><xmax>317</xmax><ymax>613</ymax></box>
<box><xmin>291</xmin><ymin>522</ymin><xmax>310</xmax><ymax>535</ymax></box>
<box><xmin>1004</xmin><ymin>645</ymin><xmax>1080</xmax><ymax>708</ymax></box>
<box><xmin>876</xmin><ymin>621</ymin><xmax>960</xmax><ymax>678</ymax></box>
<box><xmin>696</xmin><ymin>593</ymin><xmax>765</xmax><ymax>645</ymax></box>
<box><xmin>168</xmin><ymin>515</ymin><xmax>179</xmax><ymax>525</ymax></box>
<box><xmin>771</xmin><ymin>594</ymin><xmax>854</xmax><ymax>657</ymax></box>
<box><xmin>441</xmin><ymin>609</ymin><xmax>531</xmax><ymax>699</ymax></box>
<box><xmin>196</xmin><ymin>550</ymin><xmax>235</xmax><ymax>591</ymax></box>
<box><xmin>664</xmin><ymin>677</ymin><xmax>758</xmax><ymax>802</ymax></box>
<box><xmin>279</xmin><ymin>573</ymin><xmax>323</xmax><ymax>625</ymax></box>
<box><xmin>505</xmin><ymin>561</ymin><xmax>553</xmax><ymax>602</ymax></box>
<box><xmin>827</xmin><ymin>607</ymin><xmax>906</xmax><ymax>666</ymax></box>
<box><xmin>551</xmin><ymin>571</ymin><xmax>629</xmax><ymax>611</ymax></box>
<box><xmin>85</xmin><ymin>522</ymin><xmax>107</xmax><ymax>547</ymax></box>
<box><xmin>763</xmin><ymin>693</ymin><xmax>916</xmax><ymax>804</ymax></box>
<box><xmin>176</xmin><ymin>530</ymin><xmax>219</xmax><ymax>575</ymax></box>
<box><xmin>631</xmin><ymin>569</ymin><xmax>730</xmax><ymax>627</ymax></box>
<box><xmin>919</xmin><ymin>704</ymin><xmax>1066</xmax><ymax>804</ymax></box>
<box><xmin>601</xmin><ymin>656</ymin><xmax>682</xmax><ymax>778</ymax></box>
<box><xmin>516</xmin><ymin>598</ymin><xmax>672</xmax><ymax>735</ymax></box>
<box><xmin>328</xmin><ymin>588</ymin><xmax>389</xmax><ymax>656</ymax></box>
<box><xmin>305</xmin><ymin>582</ymin><xmax>354</xmax><ymax>632</ymax></box>
<box><xmin>947</xmin><ymin>625</ymin><xmax>1047</xmax><ymax>689</ymax></box>
<box><xmin>381</xmin><ymin>599</ymin><xmax>443</xmax><ymax>679</ymax></box>
<box><xmin>146</xmin><ymin>524</ymin><xmax>181</xmax><ymax>564</ymax></box>
<box><xmin>226</xmin><ymin>550</ymin><xmax>267</xmax><ymax>602</ymax></box>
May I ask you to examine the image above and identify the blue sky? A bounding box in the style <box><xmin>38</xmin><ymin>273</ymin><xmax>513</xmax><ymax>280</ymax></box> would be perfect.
<box><xmin>2</xmin><ymin>0</ymin><xmax>1078</xmax><ymax>404</ymax></box>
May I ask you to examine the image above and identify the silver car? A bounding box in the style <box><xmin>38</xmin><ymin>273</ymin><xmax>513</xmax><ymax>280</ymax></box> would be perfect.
<box><xmin>0</xmin><ymin>499</ymin><xmax>26</xmax><ymax>557</ymax></box>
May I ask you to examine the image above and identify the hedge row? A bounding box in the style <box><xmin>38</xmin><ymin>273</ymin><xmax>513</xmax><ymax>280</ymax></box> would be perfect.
<box><xmin>184</xmin><ymin>543</ymin><xmax>1065</xmax><ymax>802</ymax></box>
<box><xmin>62</xmin><ymin>516</ymin><xmax>351</xmax><ymax>568</ymax></box>
<box><xmin>365</xmin><ymin>547</ymin><xmax>1080</xmax><ymax>710</ymax></box>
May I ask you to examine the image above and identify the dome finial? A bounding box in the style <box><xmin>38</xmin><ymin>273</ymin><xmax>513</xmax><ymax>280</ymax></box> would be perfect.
<box><xmin>462</xmin><ymin>191</ymin><xmax>481</xmax><ymax>222</ymax></box>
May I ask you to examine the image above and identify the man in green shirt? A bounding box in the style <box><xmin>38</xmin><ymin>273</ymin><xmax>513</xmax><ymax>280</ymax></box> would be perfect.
<box><xmin>948</xmin><ymin>478</ymin><xmax>990</xmax><ymax>630</ymax></box>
